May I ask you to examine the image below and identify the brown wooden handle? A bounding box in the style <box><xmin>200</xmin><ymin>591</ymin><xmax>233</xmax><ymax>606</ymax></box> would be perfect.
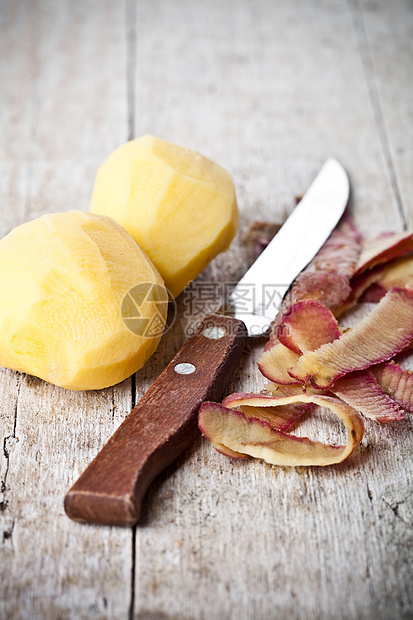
<box><xmin>64</xmin><ymin>314</ymin><xmax>246</xmax><ymax>527</ymax></box>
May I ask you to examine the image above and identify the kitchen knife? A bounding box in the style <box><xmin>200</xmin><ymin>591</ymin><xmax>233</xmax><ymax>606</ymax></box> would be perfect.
<box><xmin>64</xmin><ymin>158</ymin><xmax>349</xmax><ymax>527</ymax></box>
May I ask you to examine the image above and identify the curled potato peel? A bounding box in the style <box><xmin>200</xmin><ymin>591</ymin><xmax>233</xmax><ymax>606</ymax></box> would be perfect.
<box><xmin>290</xmin><ymin>288</ymin><xmax>413</xmax><ymax>389</ymax></box>
<box><xmin>263</xmin><ymin>298</ymin><xmax>409</xmax><ymax>422</ymax></box>
<box><xmin>199</xmin><ymin>394</ymin><xmax>365</xmax><ymax>467</ymax></box>
<box><xmin>371</xmin><ymin>362</ymin><xmax>413</xmax><ymax>413</ymax></box>
<box><xmin>200</xmin><ymin>222</ymin><xmax>413</xmax><ymax>469</ymax></box>
<box><xmin>354</xmin><ymin>230</ymin><xmax>413</xmax><ymax>276</ymax></box>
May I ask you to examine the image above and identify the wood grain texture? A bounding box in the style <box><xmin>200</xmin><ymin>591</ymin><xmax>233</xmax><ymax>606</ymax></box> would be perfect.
<box><xmin>0</xmin><ymin>1</ymin><xmax>133</xmax><ymax>618</ymax></box>
<box><xmin>0</xmin><ymin>0</ymin><xmax>412</xmax><ymax>618</ymax></box>
<box><xmin>357</xmin><ymin>0</ymin><xmax>413</xmax><ymax>226</ymax></box>
<box><xmin>131</xmin><ymin>1</ymin><xmax>413</xmax><ymax>619</ymax></box>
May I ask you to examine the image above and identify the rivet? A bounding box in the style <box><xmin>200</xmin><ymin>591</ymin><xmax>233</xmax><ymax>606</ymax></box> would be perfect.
<box><xmin>174</xmin><ymin>362</ymin><xmax>196</xmax><ymax>375</ymax></box>
<box><xmin>203</xmin><ymin>326</ymin><xmax>226</xmax><ymax>340</ymax></box>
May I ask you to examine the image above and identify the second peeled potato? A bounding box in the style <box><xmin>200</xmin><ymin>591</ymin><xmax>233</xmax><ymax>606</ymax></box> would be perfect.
<box><xmin>90</xmin><ymin>134</ymin><xmax>239</xmax><ymax>298</ymax></box>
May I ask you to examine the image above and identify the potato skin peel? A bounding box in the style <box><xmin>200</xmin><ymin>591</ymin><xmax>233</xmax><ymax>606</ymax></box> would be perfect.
<box><xmin>277</xmin><ymin>299</ymin><xmax>341</xmax><ymax>354</ymax></box>
<box><xmin>361</xmin><ymin>256</ymin><xmax>413</xmax><ymax>303</ymax></box>
<box><xmin>222</xmin><ymin>392</ymin><xmax>312</xmax><ymax>432</ymax></box>
<box><xmin>259</xmin><ymin>301</ymin><xmax>340</xmax><ymax>386</ymax></box>
<box><xmin>331</xmin><ymin>371</ymin><xmax>405</xmax><ymax>423</ymax></box>
<box><xmin>260</xmin><ymin>299</ymin><xmax>405</xmax><ymax>423</ymax></box>
<box><xmin>290</xmin><ymin>288</ymin><xmax>413</xmax><ymax>389</ymax></box>
<box><xmin>342</xmin><ymin>255</ymin><xmax>413</xmax><ymax>311</ymax></box>
<box><xmin>199</xmin><ymin>395</ymin><xmax>364</xmax><ymax>467</ymax></box>
<box><xmin>371</xmin><ymin>362</ymin><xmax>413</xmax><ymax>413</ymax></box>
<box><xmin>354</xmin><ymin>231</ymin><xmax>413</xmax><ymax>277</ymax></box>
<box><xmin>265</xmin><ymin>217</ymin><xmax>362</xmax><ymax>350</ymax></box>
<box><xmin>200</xmin><ymin>221</ymin><xmax>413</xmax><ymax>468</ymax></box>
<box><xmin>258</xmin><ymin>343</ymin><xmax>301</xmax><ymax>385</ymax></box>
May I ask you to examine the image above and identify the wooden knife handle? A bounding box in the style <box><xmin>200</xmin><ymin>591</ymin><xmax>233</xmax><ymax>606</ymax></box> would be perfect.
<box><xmin>64</xmin><ymin>314</ymin><xmax>247</xmax><ymax>527</ymax></box>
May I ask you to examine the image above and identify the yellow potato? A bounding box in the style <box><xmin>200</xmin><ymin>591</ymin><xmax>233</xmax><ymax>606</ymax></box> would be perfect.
<box><xmin>90</xmin><ymin>135</ymin><xmax>238</xmax><ymax>297</ymax></box>
<box><xmin>0</xmin><ymin>211</ymin><xmax>167</xmax><ymax>390</ymax></box>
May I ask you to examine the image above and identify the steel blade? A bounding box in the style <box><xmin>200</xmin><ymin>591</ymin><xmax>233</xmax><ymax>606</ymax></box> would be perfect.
<box><xmin>229</xmin><ymin>158</ymin><xmax>349</xmax><ymax>336</ymax></box>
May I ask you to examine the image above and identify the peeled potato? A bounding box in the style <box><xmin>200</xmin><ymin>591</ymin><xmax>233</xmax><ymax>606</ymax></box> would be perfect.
<box><xmin>90</xmin><ymin>134</ymin><xmax>238</xmax><ymax>297</ymax></box>
<box><xmin>0</xmin><ymin>211</ymin><xmax>167</xmax><ymax>390</ymax></box>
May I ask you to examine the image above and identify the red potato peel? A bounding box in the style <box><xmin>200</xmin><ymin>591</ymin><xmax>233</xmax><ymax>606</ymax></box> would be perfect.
<box><xmin>359</xmin><ymin>283</ymin><xmax>388</xmax><ymax>303</ymax></box>
<box><xmin>266</xmin><ymin>217</ymin><xmax>362</xmax><ymax>349</ymax></box>
<box><xmin>258</xmin><ymin>342</ymin><xmax>301</xmax><ymax>385</ymax></box>
<box><xmin>290</xmin><ymin>288</ymin><xmax>413</xmax><ymax>389</ymax></box>
<box><xmin>260</xmin><ymin>300</ymin><xmax>339</xmax><ymax>384</ymax></box>
<box><xmin>306</xmin><ymin>216</ymin><xmax>362</xmax><ymax>279</ymax></box>
<box><xmin>222</xmin><ymin>392</ymin><xmax>311</xmax><ymax>432</ymax></box>
<box><xmin>198</xmin><ymin>394</ymin><xmax>365</xmax><ymax>467</ymax></box>
<box><xmin>212</xmin><ymin>443</ymin><xmax>249</xmax><ymax>460</ymax></box>
<box><xmin>286</xmin><ymin>271</ymin><xmax>352</xmax><ymax>316</ymax></box>
<box><xmin>263</xmin><ymin>383</ymin><xmax>309</xmax><ymax>397</ymax></box>
<box><xmin>331</xmin><ymin>371</ymin><xmax>405</xmax><ymax>423</ymax></box>
<box><xmin>374</xmin><ymin>255</ymin><xmax>413</xmax><ymax>290</ymax></box>
<box><xmin>345</xmin><ymin>255</ymin><xmax>413</xmax><ymax>307</ymax></box>
<box><xmin>260</xmin><ymin>298</ymin><xmax>405</xmax><ymax>423</ymax></box>
<box><xmin>361</xmin><ymin>255</ymin><xmax>413</xmax><ymax>303</ymax></box>
<box><xmin>283</xmin><ymin>217</ymin><xmax>361</xmax><ymax>312</ymax></box>
<box><xmin>200</xmin><ymin>223</ymin><xmax>413</xmax><ymax>470</ymax></box>
<box><xmin>336</xmin><ymin>264</ymin><xmax>389</xmax><ymax>314</ymax></box>
<box><xmin>371</xmin><ymin>362</ymin><xmax>413</xmax><ymax>413</ymax></box>
<box><xmin>354</xmin><ymin>230</ymin><xmax>413</xmax><ymax>276</ymax></box>
<box><xmin>277</xmin><ymin>299</ymin><xmax>340</xmax><ymax>354</ymax></box>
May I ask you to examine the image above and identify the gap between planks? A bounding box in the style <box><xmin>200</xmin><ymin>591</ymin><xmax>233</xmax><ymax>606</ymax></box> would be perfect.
<box><xmin>126</xmin><ymin>1</ymin><xmax>138</xmax><ymax>618</ymax></box>
<box><xmin>0</xmin><ymin>377</ymin><xmax>20</xmax><ymax>514</ymax></box>
<box><xmin>126</xmin><ymin>0</ymin><xmax>137</xmax><ymax>142</ymax></box>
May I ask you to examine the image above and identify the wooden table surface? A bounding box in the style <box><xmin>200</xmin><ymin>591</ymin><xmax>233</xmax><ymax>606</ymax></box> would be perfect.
<box><xmin>1</xmin><ymin>1</ymin><xmax>412</xmax><ymax>618</ymax></box>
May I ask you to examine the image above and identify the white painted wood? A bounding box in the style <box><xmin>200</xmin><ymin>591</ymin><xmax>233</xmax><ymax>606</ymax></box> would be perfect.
<box><xmin>0</xmin><ymin>0</ymin><xmax>412</xmax><ymax>619</ymax></box>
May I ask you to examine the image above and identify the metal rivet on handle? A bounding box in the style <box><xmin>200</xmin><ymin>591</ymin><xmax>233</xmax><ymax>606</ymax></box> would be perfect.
<box><xmin>174</xmin><ymin>362</ymin><xmax>196</xmax><ymax>375</ymax></box>
<box><xmin>203</xmin><ymin>326</ymin><xmax>226</xmax><ymax>340</ymax></box>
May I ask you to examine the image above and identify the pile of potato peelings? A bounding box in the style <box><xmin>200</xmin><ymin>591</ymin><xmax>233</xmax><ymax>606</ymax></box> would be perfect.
<box><xmin>199</xmin><ymin>219</ymin><xmax>413</xmax><ymax>466</ymax></box>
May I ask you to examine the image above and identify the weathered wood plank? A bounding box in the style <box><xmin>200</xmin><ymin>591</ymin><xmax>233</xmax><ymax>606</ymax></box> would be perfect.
<box><xmin>131</xmin><ymin>1</ymin><xmax>413</xmax><ymax>619</ymax></box>
<box><xmin>358</xmin><ymin>0</ymin><xmax>413</xmax><ymax>227</ymax></box>
<box><xmin>133</xmin><ymin>0</ymin><xmax>403</xmax><ymax>241</ymax></box>
<box><xmin>1</xmin><ymin>0</ymin><xmax>412</xmax><ymax>618</ymax></box>
<box><xmin>1</xmin><ymin>375</ymin><xmax>134</xmax><ymax>619</ymax></box>
<box><xmin>0</xmin><ymin>1</ymin><xmax>133</xmax><ymax>618</ymax></box>
<box><xmin>0</xmin><ymin>0</ymin><xmax>33</xmax><ymax>237</ymax></box>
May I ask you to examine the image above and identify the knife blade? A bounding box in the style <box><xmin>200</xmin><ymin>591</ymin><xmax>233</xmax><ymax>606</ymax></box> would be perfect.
<box><xmin>230</xmin><ymin>157</ymin><xmax>349</xmax><ymax>335</ymax></box>
<box><xmin>64</xmin><ymin>158</ymin><xmax>349</xmax><ymax>527</ymax></box>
